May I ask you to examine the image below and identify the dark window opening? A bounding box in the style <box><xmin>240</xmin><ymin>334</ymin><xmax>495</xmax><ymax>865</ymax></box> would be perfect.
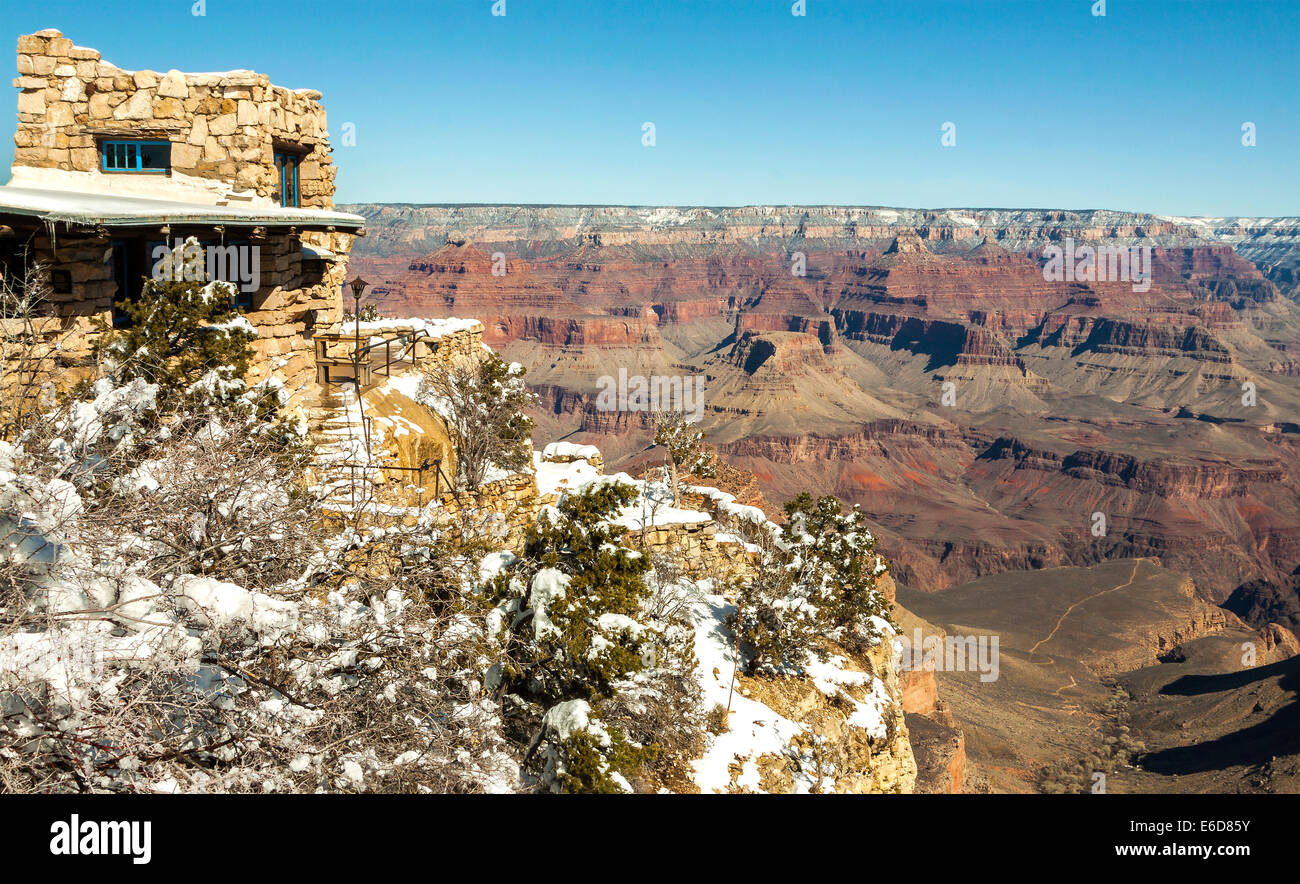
<box><xmin>274</xmin><ymin>151</ymin><xmax>301</xmax><ymax>208</ymax></box>
<box><xmin>111</xmin><ymin>240</ymin><xmax>153</xmax><ymax>327</ymax></box>
<box><xmin>50</xmin><ymin>269</ymin><xmax>72</xmax><ymax>295</ymax></box>
<box><xmin>205</xmin><ymin>240</ymin><xmax>255</xmax><ymax>310</ymax></box>
<box><xmin>100</xmin><ymin>140</ymin><xmax>172</xmax><ymax>173</ymax></box>
<box><xmin>113</xmin><ymin>236</ymin><xmax>256</xmax><ymax>326</ymax></box>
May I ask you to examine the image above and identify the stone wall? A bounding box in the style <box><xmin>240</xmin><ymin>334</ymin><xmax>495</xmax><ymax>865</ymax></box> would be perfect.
<box><xmin>624</xmin><ymin>519</ymin><xmax>761</xmax><ymax>581</ymax></box>
<box><xmin>415</xmin><ymin>323</ymin><xmax>486</xmax><ymax>366</ymax></box>
<box><xmin>12</xmin><ymin>29</ymin><xmax>338</xmax><ymax>208</ymax></box>
<box><xmin>1</xmin><ymin>226</ymin><xmax>355</xmax><ymax>403</ymax></box>
<box><xmin>434</xmin><ymin>472</ymin><xmax>540</xmax><ymax>549</ymax></box>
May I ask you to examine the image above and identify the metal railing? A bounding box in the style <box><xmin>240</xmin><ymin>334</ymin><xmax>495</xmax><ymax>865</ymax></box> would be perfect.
<box><xmin>325</xmin><ymin>456</ymin><xmax>454</xmax><ymax>509</ymax></box>
<box><xmin>315</xmin><ymin>329</ymin><xmax>428</xmax><ymax>388</ymax></box>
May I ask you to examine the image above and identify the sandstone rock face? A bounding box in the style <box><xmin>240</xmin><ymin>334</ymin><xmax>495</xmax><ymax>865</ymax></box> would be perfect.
<box><xmin>1258</xmin><ymin>622</ymin><xmax>1300</xmax><ymax>658</ymax></box>
<box><xmin>724</xmin><ymin>637</ymin><xmax>918</xmax><ymax>794</ymax></box>
<box><xmin>905</xmin><ymin>712</ymin><xmax>966</xmax><ymax>793</ymax></box>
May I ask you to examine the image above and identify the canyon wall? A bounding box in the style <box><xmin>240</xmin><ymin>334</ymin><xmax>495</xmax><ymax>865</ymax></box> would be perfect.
<box><xmin>340</xmin><ymin>203</ymin><xmax>1300</xmax><ymax>611</ymax></box>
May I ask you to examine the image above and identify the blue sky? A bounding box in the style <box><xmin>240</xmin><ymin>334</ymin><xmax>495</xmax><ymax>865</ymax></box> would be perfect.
<box><xmin>2</xmin><ymin>0</ymin><xmax>1297</xmax><ymax>214</ymax></box>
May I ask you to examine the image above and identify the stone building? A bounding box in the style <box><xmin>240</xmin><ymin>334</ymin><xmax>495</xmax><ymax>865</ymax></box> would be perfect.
<box><xmin>0</xmin><ymin>28</ymin><xmax>365</xmax><ymax>404</ymax></box>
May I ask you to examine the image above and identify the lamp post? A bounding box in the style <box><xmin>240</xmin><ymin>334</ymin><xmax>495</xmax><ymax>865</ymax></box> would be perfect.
<box><xmin>347</xmin><ymin>275</ymin><xmax>369</xmax><ymax>383</ymax></box>
<box><xmin>346</xmin><ymin>276</ymin><xmax>371</xmax><ymax>479</ymax></box>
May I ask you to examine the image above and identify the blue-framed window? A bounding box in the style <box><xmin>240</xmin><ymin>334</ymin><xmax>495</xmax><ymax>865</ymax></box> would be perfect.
<box><xmin>274</xmin><ymin>151</ymin><xmax>301</xmax><ymax>207</ymax></box>
<box><xmin>100</xmin><ymin>140</ymin><xmax>172</xmax><ymax>173</ymax></box>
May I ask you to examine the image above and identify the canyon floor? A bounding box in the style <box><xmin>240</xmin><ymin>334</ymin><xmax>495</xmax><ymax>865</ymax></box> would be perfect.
<box><xmin>899</xmin><ymin>559</ymin><xmax>1299</xmax><ymax>793</ymax></box>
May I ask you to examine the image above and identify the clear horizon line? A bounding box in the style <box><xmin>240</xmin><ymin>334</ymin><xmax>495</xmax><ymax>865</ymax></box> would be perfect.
<box><xmin>334</xmin><ymin>201</ymin><xmax>1296</xmax><ymax>219</ymax></box>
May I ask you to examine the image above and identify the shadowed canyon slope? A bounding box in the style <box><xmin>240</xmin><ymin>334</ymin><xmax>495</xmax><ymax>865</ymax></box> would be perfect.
<box><xmin>899</xmin><ymin>559</ymin><xmax>1300</xmax><ymax>793</ymax></box>
<box><xmin>344</xmin><ymin>205</ymin><xmax>1300</xmax><ymax>614</ymax></box>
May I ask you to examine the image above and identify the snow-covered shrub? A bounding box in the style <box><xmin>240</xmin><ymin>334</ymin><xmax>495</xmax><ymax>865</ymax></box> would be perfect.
<box><xmin>103</xmin><ymin>418</ymin><xmax>317</xmax><ymax>588</ymax></box>
<box><xmin>92</xmin><ymin>240</ymin><xmax>257</xmax><ymax>407</ymax></box>
<box><xmin>734</xmin><ymin>493</ymin><xmax>893</xmax><ymax>673</ymax></box>
<box><xmin>486</xmin><ymin>482</ymin><xmax>651</xmax><ymax>703</ymax></box>
<box><xmin>417</xmin><ymin>351</ymin><xmax>535</xmax><ymax>490</ymax></box>
<box><xmin>0</xmin><ymin>345</ymin><xmax>523</xmax><ymax>792</ymax></box>
<box><xmin>783</xmin><ymin>493</ymin><xmax>892</xmax><ymax>642</ymax></box>
<box><xmin>482</xmin><ymin>480</ymin><xmax>704</xmax><ymax>792</ymax></box>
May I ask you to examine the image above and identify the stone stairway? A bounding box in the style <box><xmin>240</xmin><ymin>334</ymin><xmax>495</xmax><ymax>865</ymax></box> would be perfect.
<box><xmin>307</xmin><ymin>382</ymin><xmax>384</xmax><ymax>510</ymax></box>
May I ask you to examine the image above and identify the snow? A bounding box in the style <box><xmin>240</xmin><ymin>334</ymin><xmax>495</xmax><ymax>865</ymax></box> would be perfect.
<box><xmin>686</xmin><ymin>591</ymin><xmax>808</xmax><ymax>793</ymax></box>
<box><xmin>57</xmin><ymin>377</ymin><xmax>158</xmax><ymax>450</ymax></box>
<box><xmin>338</xmin><ymin>316</ymin><xmax>482</xmax><ymax>340</ymax></box>
<box><xmin>534</xmin><ymin>450</ymin><xmax>717</xmax><ymax>534</ymax></box>
<box><xmin>542</xmin><ymin>441</ymin><xmax>601</xmax><ymax>462</ymax></box>
<box><xmin>528</xmin><ymin>568</ymin><xmax>570</xmax><ymax>640</ymax></box>
<box><xmin>0</xmin><ymin>185</ymin><xmax>366</xmax><ymax>228</ymax></box>
<box><xmin>640</xmin><ymin>207</ymin><xmax>704</xmax><ymax>228</ymax></box>
<box><xmin>539</xmin><ymin>699</ymin><xmax>624</xmax><ymax>791</ymax></box>
<box><xmin>477</xmin><ymin>550</ymin><xmax>517</xmax><ymax>583</ymax></box>
<box><xmin>175</xmin><ymin>575</ymin><xmax>298</xmax><ymax>642</ymax></box>
<box><xmin>533</xmin><ymin>451</ymin><xmax>601</xmax><ymax>497</ymax></box>
<box><xmin>595</xmin><ymin>613</ymin><xmax>644</xmax><ymax>636</ymax></box>
<box><xmin>542</xmin><ymin>699</ymin><xmax>594</xmax><ymax>741</ymax></box>
<box><xmin>683</xmin><ymin>484</ymin><xmax>770</xmax><ymax>525</ymax></box>
<box><xmin>208</xmin><ymin>315</ymin><xmax>257</xmax><ymax>336</ymax></box>
<box><xmin>804</xmin><ymin>654</ymin><xmax>892</xmax><ymax>739</ymax></box>
<box><xmin>607</xmin><ymin>494</ymin><xmax>712</xmax><ymax>530</ymax></box>
<box><xmin>186</xmin><ymin>369</ymin><xmax>245</xmax><ymax>403</ymax></box>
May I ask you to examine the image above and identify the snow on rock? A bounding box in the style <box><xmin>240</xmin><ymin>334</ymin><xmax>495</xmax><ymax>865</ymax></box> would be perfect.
<box><xmin>533</xmin><ymin>450</ymin><xmax>600</xmax><ymax>497</ymax></box>
<box><xmin>686</xmin><ymin>590</ymin><xmax>809</xmax><ymax>793</ymax></box>
<box><xmin>541</xmin><ymin>441</ymin><xmax>601</xmax><ymax>462</ymax></box>
<box><xmin>804</xmin><ymin>654</ymin><xmax>892</xmax><ymax>740</ymax></box>
<box><xmin>533</xmin><ymin>448</ymin><xmax>716</xmax><ymax>535</ymax></box>
<box><xmin>339</xmin><ymin>316</ymin><xmax>482</xmax><ymax>340</ymax></box>
<box><xmin>684</xmin><ymin>484</ymin><xmax>770</xmax><ymax>526</ymax></box>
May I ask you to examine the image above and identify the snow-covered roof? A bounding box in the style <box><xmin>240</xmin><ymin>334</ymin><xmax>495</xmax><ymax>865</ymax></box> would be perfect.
<box><xmin>0</xmin><ymin>186</ymin><xmax>365</xmax><ymax>230</ymax></box>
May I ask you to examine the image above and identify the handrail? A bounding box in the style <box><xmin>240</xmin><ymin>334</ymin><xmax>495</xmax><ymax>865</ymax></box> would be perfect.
<box><xmin>325</xmin><ymin>455</ymin><xmax>453</xmax><ymax>502</ymax></box>
<box><xmin>315</xmin><ymin>328</ymin><xmax>432</xmax><ymax>386</ymax></box>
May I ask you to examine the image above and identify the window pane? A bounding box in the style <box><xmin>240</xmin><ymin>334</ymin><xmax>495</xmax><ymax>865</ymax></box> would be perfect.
<box><xmin>101</xmin><ymin>141</ymin><xmax>171</xmax><ymax>172</ymax></box>
<box><xmin>140</xmin><ymin>142</ymin><xmax>169</xmax><ymax>170</ymax></box>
